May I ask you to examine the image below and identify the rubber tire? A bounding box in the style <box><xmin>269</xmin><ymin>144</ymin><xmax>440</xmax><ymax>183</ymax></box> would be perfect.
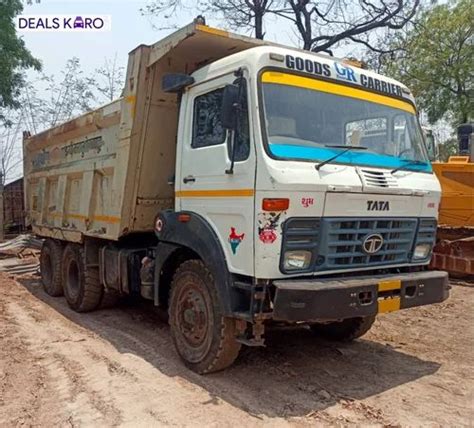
<box><xmin>169</xmin><ymin>260</ymin><xmax>241</xmax><ymax>374</ymax></box>
<box><xmin>40</xmin><ymin>239</ymin><xmax>64</xmax><ymax>296</ymax></box>
<box><xmin>310</xmin><ymin>315</ymin><xmax>376</xmax><ymax>342</ymax></box>
<box><xmin>62</xmin><ymin>244</ymin><xmax>102</xmax><ymax>312</ymax></box>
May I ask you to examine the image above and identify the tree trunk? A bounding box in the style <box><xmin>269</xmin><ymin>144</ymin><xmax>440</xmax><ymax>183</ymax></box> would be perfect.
<box><xmin>255</xmin><ymin>12</ymin><xmax>264</xmax><ymax>39</ymax></box>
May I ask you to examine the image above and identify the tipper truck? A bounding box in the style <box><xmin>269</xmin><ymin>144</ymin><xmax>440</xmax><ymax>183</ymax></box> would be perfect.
<box><xmin>430</xmin><ymin>123</ymin><xmax>474</xmax><ymax>277</ymax></box>
<box><xmin>24</xmin><ymin>21</ymin><xmax>450</xmax><ymax>373</ymax></box>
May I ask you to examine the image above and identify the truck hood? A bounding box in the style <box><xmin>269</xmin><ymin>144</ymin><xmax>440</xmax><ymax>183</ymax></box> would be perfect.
<box><xmin>259</xmin><ymin>159</ymin><xmax>441</xmax><ymax>196</ymax></box>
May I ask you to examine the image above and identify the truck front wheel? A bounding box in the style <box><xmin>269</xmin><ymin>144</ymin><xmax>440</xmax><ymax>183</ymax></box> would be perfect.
<box><xmin>40</xmin><ymin>239</ymin><xmax>63</xmax><ymax>296</ymax></box>
<box><xmin>62</xmin><ymin>244</ymin><xmax>102</xmax><ymax>312</ymax></box>
<box><xmin>169</xmin><ymin>260</ymin><xmax>241</xmax><ymax>374</ymax></box>
<box><xmin>310</xmin><ymin>315</ymin><xmax>376</xmax><ymax>342</ymax></box>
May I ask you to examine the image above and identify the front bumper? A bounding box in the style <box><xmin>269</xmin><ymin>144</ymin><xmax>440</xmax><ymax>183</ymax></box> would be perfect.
<box><xmin>272</xmin><ymin>270</ymin><xmax>449</xmax><ymax>322</ymax></box>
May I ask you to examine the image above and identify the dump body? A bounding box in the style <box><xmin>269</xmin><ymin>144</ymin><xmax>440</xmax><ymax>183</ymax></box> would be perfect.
<box><xmin>432</xmin><ymin>157</ymin><xmax>474</xmax><ymax>227</ymax></box>
<box><xmin>23</xmin><ymin>23</ymin><xmax>267</xmax><ymax>242</ymax></box>
<box><xmin>430</xmin><ymin>124</ymin><xmax>474</xmax><ymax>276</ymax></box>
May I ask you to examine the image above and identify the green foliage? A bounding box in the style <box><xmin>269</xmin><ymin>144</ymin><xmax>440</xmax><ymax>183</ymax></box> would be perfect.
<box><xmin>0</xmin><ymin>0</ymin><xmax>41</xmax><ymax>123</ymax></box>
<box><xmin>437</xmin><ymin>138</ymin><xmax>459</xmax><ymax>162</ymax></box>
<box><xmin>383</xmin><ymin>0</ymin><xmax>473</xmax><ymax>127</ymax></box>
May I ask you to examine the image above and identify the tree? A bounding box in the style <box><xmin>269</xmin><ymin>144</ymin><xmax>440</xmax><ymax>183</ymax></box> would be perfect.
<box><xmin>0</xmin><ymin>0</ymin><xmax>41</xmax><ymax>125</ymax></box>
<box><xmin>438</xmin><ymin>138</ymin><xmax>458</xmax><ymax>162</ymax></box>
<box><xmin>206</xmin><ymin>0</ymin><xmax>284</xmax><ymax>39</ymax></box>
<box><xmin>0</xmin><ymin>110</ymin><xmax>23</xmax><ymax>183</ymax></box>
<box><xmin>20</xmin><ymin>58</ymin><xmax>96</xmax><ymax>134</ymax></box>
<box><xmin>277</xmin><ymin>0</ymin><xmax>420</xmax><ymax>53</ymax></box>
<box><xmin>381</xmin><ymin>0</ymin><xmax>473</xmax><ymax>126</ymax></box>
<box><xmin>141</xmin><ymin>0</ymin><xmax>420</xmax><ymax>51</ymax></box>
<box><xmin>141</xmin><ymin>1</ymin><xmax>284</xmax><ymax>39</ymax></box>
<box><xmin>87</xmin><ymin>54</ymin><xmax>125</xmax><ymax>102</ymax></box>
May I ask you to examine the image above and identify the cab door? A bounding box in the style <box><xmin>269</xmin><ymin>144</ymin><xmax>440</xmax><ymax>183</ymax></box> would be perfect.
<box><xmin>176</xmin><ymin>71</ymin><xmax>256</xmax><ymax>276</ymax></box>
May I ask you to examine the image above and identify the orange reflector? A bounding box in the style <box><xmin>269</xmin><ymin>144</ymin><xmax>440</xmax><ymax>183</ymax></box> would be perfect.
<box><xmin>178</xmin><ymin>214</ymin><xmax>191</xmax><ymax>222</ymax></box>
<box><xmin>262</xmin><ymin>198</ymin><xmax>289</xmax><ymax>211</ymax></box>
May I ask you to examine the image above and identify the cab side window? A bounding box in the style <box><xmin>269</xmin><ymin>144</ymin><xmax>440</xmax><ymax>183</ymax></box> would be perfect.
<box><xmin>192</xmin><ymin>89</ymin><xmax>225</xmax><ymax>148</ymax></box>
<box><xmin>192</xmin><ymin>82</ymin><xmax>250</xmax><ymax>161</ymax></box>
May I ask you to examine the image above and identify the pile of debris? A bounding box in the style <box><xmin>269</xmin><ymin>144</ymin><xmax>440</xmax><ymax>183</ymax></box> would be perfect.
<box><xmin>0</xmin><ymin>234</ymin><xmax>43</xmax><ymax>275</ymax></box>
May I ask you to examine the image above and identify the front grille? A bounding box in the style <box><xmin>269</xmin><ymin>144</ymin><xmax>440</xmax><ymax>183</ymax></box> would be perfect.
<box><xmin>322</xmin><ymin>218</ymin><xmax>417</xmax><ymax>269</ymax></box>
<box><xmin>416</xmin><ymin>218</ymin><xmax>437</xmax><ymax>245</ymax></box>
<box><xmin>283</xmin><ymin>218</ymin><xmax>320</xmax><ymax>248</ymax></box>
<box><xmin>281</xmin><ymin>217</ymin><xmax>436</xmax><ymax>274</ymax></box>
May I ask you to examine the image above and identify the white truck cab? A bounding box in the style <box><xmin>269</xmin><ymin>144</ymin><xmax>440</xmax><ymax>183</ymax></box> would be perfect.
<box><xmin>25</xmin><ymin>23</ymin><xmax>449</xmax><ymax>374</ymax></box>
<box><xmin>174</xmin><ymin>46</ymin><xmax>441</xmax><ymax>280</ymax></box>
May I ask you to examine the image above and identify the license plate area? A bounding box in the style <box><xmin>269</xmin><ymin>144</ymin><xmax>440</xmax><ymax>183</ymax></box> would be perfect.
<box><xmin>377</xmin><ymin>279</ymin><xmax>401</xmax><ymax>313</ymax></box>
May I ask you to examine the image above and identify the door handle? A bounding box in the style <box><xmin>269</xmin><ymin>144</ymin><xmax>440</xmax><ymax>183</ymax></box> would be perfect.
<box><xmin>183</xmin><ymin>175</ymin><xmax>196</xmax><ymax>184</ymax></box>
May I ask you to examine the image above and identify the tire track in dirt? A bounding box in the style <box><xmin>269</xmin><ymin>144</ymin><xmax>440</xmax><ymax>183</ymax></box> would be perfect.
<box><xmin>3</xmin><ymin>297</ymin><xmax>124</xmax><ymax>426</ymax></box>
<box><xmin>2</xmin><ymin>273</ymin><xmax>473</xmax><ymax>427</ymax></box>
<box><xmin>51</xmin><ymin>352</ymin><xmax>123</xmax><ymax>426</ymax></box>
<box><xmin>0</xmin><ymin>290</ymin><xmax>61</xmax><ymax>427</ymax></box>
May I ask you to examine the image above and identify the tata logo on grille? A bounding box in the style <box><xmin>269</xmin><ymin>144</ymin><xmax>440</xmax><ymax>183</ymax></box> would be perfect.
<box><xmin>362</xmin><ymin>234</ymin><xmax>384</xmax><ymax>254</ymax></box>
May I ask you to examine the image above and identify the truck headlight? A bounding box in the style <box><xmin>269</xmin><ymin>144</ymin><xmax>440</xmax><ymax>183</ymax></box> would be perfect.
<box><xmin>413</xmin><ymin>243</ymin><xmax>431</xmax><ymax>259</ymax></box>
<box><xmin>283</xmin><ymin>250</ymin><xmax>312</xmax><ymax>270</ymax></box>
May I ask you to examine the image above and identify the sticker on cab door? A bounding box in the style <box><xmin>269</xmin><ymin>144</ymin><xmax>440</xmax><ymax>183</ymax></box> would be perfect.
<box><xmin>258</xmin><ymin>212</ymin><xmax>284</xmax><ymax>244</ymax></box>
<box><xmin>228</xmin><ymin>227</ymin><xmax>245</xmax><ymax>254</ymax></box>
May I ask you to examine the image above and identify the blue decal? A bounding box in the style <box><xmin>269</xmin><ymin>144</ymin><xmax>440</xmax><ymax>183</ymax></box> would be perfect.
<box><xmin>335</xmin><ymin>63</ymin><xmax>357</xmax><ymax>82</ymax></box>
<box><xmin>269</xmin><ymin>143</ymin><xmax>432</xmax><ymax>172</ymax></box>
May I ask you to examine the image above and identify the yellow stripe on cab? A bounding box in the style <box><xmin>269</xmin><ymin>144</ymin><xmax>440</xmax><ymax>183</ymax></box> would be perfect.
<box><xmin>261</xmin><ymin>71</ymin><xmax>416</xmax><ymax>114</ymax></box>
<box><xmin>175</xmin><ymin>189</ymin><xmax>255</xmax><ymax>198</ymax></box>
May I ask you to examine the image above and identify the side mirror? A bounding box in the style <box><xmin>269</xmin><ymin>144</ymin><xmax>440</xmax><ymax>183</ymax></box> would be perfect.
<box><xmin>162</xmin><ymin>73</ymin><xmax>195</xmax><ymax>93</ymax></box>
<box><xmin>424</xmin><ymin>132</ymin><xmax>437</xmax><ymax>161</ymax></box>
<box><xmin>221</xmin><ymin>84</ymin><xmax>240</xmax><ymax>130</ymax></box>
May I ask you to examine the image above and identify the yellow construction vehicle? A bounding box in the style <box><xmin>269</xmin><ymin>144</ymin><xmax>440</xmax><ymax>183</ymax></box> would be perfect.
<box><xmin>430</xmin><ymin>124</ymin><xmax>474</xmax><ymax>277</ymax></box>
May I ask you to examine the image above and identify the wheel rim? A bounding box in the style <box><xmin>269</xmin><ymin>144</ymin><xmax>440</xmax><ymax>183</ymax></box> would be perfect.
<box><xmin>67</xmin><ymin>259</ymin><xmax>80</xmax><ymax>299</ymax></box>
<box><xmin>175</xmin><ymin>281</ymin><xmax>212</xmax><ymax>360</ymax></box>
<box><xmin>41</xmin><ymin>250</ymin><xmax>52</xmax><ymax>286</ymax></box>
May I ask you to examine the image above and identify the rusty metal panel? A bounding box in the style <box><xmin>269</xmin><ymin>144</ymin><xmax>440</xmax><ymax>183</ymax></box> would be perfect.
<box><xmin>23</xmin><ymin>100</ymin><xmax>125</xmax><ymax>241</ymax></box>
<box><xmin>2</xmin><ymin>178</ymin><xmax>25</xmax><ymax>233</ymax></box>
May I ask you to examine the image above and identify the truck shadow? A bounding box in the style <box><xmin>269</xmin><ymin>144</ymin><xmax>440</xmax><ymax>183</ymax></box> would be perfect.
<box><xmin>19</xmin><ymin>277</ymin><xmax>441</xmax><ymax>419</ymax></box>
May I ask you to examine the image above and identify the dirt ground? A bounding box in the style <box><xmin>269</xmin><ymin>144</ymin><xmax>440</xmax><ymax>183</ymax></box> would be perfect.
<box><xmin>0</xmin><ymin>272</ymin><xmax>473</xmax><ymax>427</ymax></box>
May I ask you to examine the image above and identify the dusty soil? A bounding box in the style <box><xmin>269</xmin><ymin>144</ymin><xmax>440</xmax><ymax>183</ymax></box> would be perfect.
<box><xmin>0</xmin><ymin>272</ymin><xmax>473</xmax><ymax>427</ymax></box>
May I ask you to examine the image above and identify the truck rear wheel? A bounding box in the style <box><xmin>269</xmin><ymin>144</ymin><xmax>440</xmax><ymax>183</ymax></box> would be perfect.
<box><xmin>62</xmin><ymin>244</ymin><xmax>102</xmax><ymax>312</ymax></box>
<box><xmin>310</xmin><ymin>315</ymin><xmax>376</xmax><ymax>342</ymax></box>
<box><xmin>40</xmin><ymin>239</ymin><xmax>63</xmax><ymax>297</ymax></box>
<box><xmin>169</xmin><ymin>260</ymin><xmax>241</xmax><ymax>374</ymax></box>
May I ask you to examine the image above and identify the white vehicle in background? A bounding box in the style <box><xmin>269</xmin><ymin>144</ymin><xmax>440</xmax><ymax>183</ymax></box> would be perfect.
<box><xmin>24</xmin><ymin>21</ymin><xmax>449</xmax><ymax>374</ymax></box>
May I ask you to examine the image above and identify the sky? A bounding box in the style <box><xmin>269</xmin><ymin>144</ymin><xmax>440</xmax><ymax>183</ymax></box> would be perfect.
<box><xmin>4</xmin><ymin>0</ymin><xmax>305</xmax><ymax>183</ymax></box>
<box><xmin>19</xmin><ymin>0</ymin><xmax>301</xmax><ymax>79</ymax></box>
<box><xmin>7</xmin><ymin>0</ymin><xmax>451</xmax><ymax>183</ymax></box>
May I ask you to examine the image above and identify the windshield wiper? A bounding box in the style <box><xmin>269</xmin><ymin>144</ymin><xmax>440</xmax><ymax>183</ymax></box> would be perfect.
<box><xmin>391</xmin><ymin>159</ymin><xmax>428</xmax><ymax>174</ymax></box>
<box><xmin>315</xmin><ymin>145</ymin><xmax>368</xmax><ymax>171</ymax></box>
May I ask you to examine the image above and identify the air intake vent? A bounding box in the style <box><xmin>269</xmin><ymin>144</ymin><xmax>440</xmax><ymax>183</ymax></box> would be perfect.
<box><xmin>359</xmin><ymin>169</ymin><xmax>398</xmax><ymax>188</ymax></box>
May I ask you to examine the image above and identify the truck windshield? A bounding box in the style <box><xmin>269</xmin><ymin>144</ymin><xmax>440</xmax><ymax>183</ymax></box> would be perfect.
<box><xmin>260</xmin><ymin>71</ymin><xmax>431</xmax><ymax>172</ymax></box>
